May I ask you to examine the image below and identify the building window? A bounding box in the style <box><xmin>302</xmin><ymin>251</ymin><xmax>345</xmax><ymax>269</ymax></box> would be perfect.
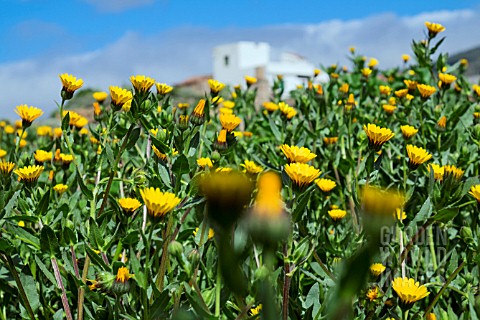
<box><xmin>224</xmin><ymin>55</ymin><xmax>229</xmax><ymax>66</ymax></box>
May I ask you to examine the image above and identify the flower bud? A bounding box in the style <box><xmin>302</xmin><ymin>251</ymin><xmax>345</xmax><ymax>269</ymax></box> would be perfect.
<box><xmin>168</xmin><ymin>240</ymin><xmax>184</xmax><ymax>257</ymax></box>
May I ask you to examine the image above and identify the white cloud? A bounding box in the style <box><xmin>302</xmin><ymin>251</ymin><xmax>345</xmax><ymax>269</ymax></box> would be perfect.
<box><xmin>1</xmin><ymin>8</ymin><xmax>480</xmax><ymax>120</ymax></box>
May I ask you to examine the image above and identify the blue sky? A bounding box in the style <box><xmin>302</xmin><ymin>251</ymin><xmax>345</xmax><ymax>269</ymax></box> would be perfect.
<box><xmin>1</xmin><ymin>0</ymin><xmax>480</xmax><ymax>118</ymax></box>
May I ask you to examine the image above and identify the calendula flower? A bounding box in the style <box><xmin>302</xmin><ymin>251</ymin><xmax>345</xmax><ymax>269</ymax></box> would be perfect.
<box><xmin>189</xmin><ymin>99</ymin><xmax>206</xmax><ymax>125</ymax></box>
<box><xmin>0</xmin><ymin>161</ymin><xmax>15</xmax><ymax>176</ymax></box>
<box><xmin>382</xmin><ymin>104</ymin><xmax>396</xmax><ymax>115</ymax></box>
<box><xmin>443</xmin><ymin>165</ymin><xmax>464</xmax><ymax>181</ymax></box>
<box><xmin>426</xmin><ymin>313</ymin><xmax>436</xmax><ymax>320</ymax></box>
<box><xmin>241</xmin><ymin>160</ymin><xmax>263</xmax><ymax>174</ymax></box>
<box><xmin>263</xmin><ymin>102</ymin><xmax>279</xmax><ymax>112</ymax></box>
<box><xmin>156</xmin><ymin>83</ymin><xmax>173</xmax><ymax>95</ymax></box>
<box><xmin>402</xmin><ymin>54</ymin><xmax>410</xmax><ymax>63</ymax></box>
<box><xmin>219</xmin><ymin>113</ymin><xmax>241</xmax><ymax>132</ymax></box>
<box><xmin>370</xmin><ymin>263</ymin><xmax>386</xmax><ymax>277</ymax></box>
<box><xmin>60</xmin><ymin>153</ymin><xmax>74</xmax><ymax>166</ymax></box>
<box><xmin>14</xmin><ymin>165</ymin><xmax>44</xmax><ymax>185</ymax></box>
<box><xmin>361</xmin><ymin>68</ymin><xmax>372</xmax><ymax>77</ymax></box>
<box><xmin>15</xmin><ymin>105</ymin><xmax>43</xmax><ymax>127</ymax></box>
<box><xmin>379</xmin><ymin>85</ymin><xmax>391</xmax><ymax>95</ymax></box>
<box><xmin>197</xmin><ymin>157</ymin><xmax>213</xmax><ymax>169</ymax></box>
<box><xmin>438</xmin><ymin>73</ymin><xmax>456</xmax><ymax>85</ymax></box>
<box><xmin>328</xmin><ymin>209</ymin><xmax>347</xmax><ymax>221</ymax></box>
<box><xmin>193</xmin><ymin>227</ymin><xmax>215</xmax><ymax>240</ymax></box>
<box><xmin>339</xmin><ymin>83</ymin><xmax>349</xmax><ymax>93</ymax></box>
<box><xmin>469</xmin><ymin>185</ymin><xmax>480</xmax><ymax>203</ymax></box>
<box><xmin>395</xmin><ymin>89</ymin><xmax>409</xmax><ymax>98</ymax></box>
<box><xmin>59</xmin><ymin>73</ymin><xmax>84</xmax><ymax>99</ymax></box>
<box><xmin>34</xmin><ymin>150</ymin><xmax>52</xmax><ymax>163</ymax></box>
<box><xmin>278</xmin><ymin>102</ymin><xmax>297</xmax><ymax>119</ymax></box>
<box><xmin>109</xmin><ymin>86</ymin><xmax>133</xmax><ymax>111</ymax></box>
<box><xmin>280</xmin><ymin>144</ymin><xmax>316</xmax><ymax>163</ymax></box>
<box><xmin>140</xmin><ymin>187</ymin><xmax>181</xmax><ymax>220</ymax></box>
<box><xmin>363</xmin><ymin>124</ymin><xmax>395</xmax><ymax>151</ymax></box>
<box><xmin>53</xmin><ymin>127</ymin><xmax>62</xmax><ymax>139</ymax></box>
<box><xmin>0</xmin><ymin>149</ymin><xmax>6</xmax><ymax>158</ymax></box>
<box><xmin>53</xmin><ymin>184</ymin><xmax>68</xmax><ymax>194</ymax></box>
<box><xmin>425</xmin><ymin>21</ymin><xmax>445</xmax><ymax>37</ymax></box>
<box><xmin>249</xmin><ymin>304</ymin><xmax>263</xmax><ymax>316</ymax></box>
<box><xmin>313</xmin><ymin>68</ymin><xmax>321</xmax><ymax>76</ymax></box>
<box><xmin>362</xmin><ymin>185</ymin><xmax>405</xmax><ymax>217</ymax></box>
<box><xmin>245</xmin><ymin>75</ymin><xmax>257</xmax><ymax>87</ymax></box>
<box><xmin>37</xmin><ymin>126</ymin><xmax>53</xmax><ymax>137</ymax></box>
<box><xmin>222</xmin><ymin>100</ymin><xmax>235</xmax><ymax>109</ymax></box>
<box><xmin>400</xmin><ymin>125</ymin><xmax>418</xmax><ymax>139</ymax></box>
<box><xmin>368</xmin><ymin>58</ymin><xmax>378</xmax><ymax>68</ymax></box>
<box><xmin>111</xmin><ymin>266</ymin><xmax>133</xmax><ymax>295</ymax></box>
<box><xmin>404</xmin><ymin>80</ymin><xmax>417</xmax><ymax>91</ymax></box>
<box><xmin>345</xmin><ymin>93</ymin><xmax>356</xmax><ymax>108</ymax></box>
<box><xmin>417</xmin><ymin>84</ymin><xmax>436</xmax><ymax>98</ymax></box>
<box><xmin>315</xmin><ymin>178</ymin><xmax>336</xmax><ymax>193</ymax></box>
<box><xmin>392</xmin><ymin>277</ymin><xmax>429</xmax><ymax>308</ymax></box>
<box><xmin>473</xmin><ymin>84</ymin><xmax>480</xmax><ymax>96</ymax></box>
<box><xmin>92</xmin><ymin>91</ymin><xmax>108</xmax><ymax>103</ymax></box>
<box><xmin>366</xmin><ymin>287</ymin><xmax>379</xmax><ymax>301</ymax></box>
<box><xmin>406</xmin><ymin>145</ymin><xmax>432</xmax><ymax>170</ymax></box>
<box><xmin>284</xmin><ymin>163</ymin><xmax>321</xmax><ymax>188</ymax></box>
<box><xmin>394</xmin><ymin>208</ymin><xmax>407</xmax><ymax>221</ymax></box>
<box><xmin>118</xmin><ymin>198</ymin><xmax>142</xmax><ymax>213</ymax></box>
<box><xmin>219</xmin><ymin>107</ymin><xmax>232</xmax><ymax>115</ymax></box>
<box><xmin>437</xmin><ymin>116</ymin><xmax>447</xmax><ymax>130</ymax></box>
<box><xmin>428</xmin><ymin>164</ymin><xmax>444</xmax><ymax>181</ymax></box>
<box><xmin>130</xmin><ymin>75</ymin><xmax>155</xmax><ymax>93</ymax></box>
<box><xmin>323</xmin><ymin>137</ymin><xmax>338</xmax><ymax>145</ymax></box>
<box><xmin>208</xmin><ymin>79</ymin><xmax>225</xmax><ymax>95</ymax></box>
<box><xmin>215</xmin><ymin>129</ymin><xmax>228</xmax><ymax>150</ymax></box>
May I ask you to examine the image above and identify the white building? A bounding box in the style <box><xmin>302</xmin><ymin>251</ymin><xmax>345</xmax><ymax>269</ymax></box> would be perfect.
<box><xmin>212</xmin><ymin>41</ymin><xmax>327</xmax><ymax>94</ymax></box>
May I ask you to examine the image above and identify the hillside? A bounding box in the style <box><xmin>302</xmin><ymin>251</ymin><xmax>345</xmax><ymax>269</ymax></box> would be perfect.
<box><xmin>448</xmin><ymin>45</ymin><xmax>480</xmax><ymax>77</ymax></box>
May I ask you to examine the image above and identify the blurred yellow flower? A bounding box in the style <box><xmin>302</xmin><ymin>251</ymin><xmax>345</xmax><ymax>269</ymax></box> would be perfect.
<box><xmin>155</xmin><ymin>83</ymin><xmax>173</xmax><ymax>95</ymax></box>
<box><xmin>469</xmin><ymin>185</ymin><xmax>480</xmax><ymax>203</ymax></box>
<box><xmin>379</xmin><ymin>85</ymin><xmax>391</xmax><ymax>95</ymax></box>
<box><xmin>0</xmin><ymin>161</ymin><xmax>15</xmax><ymax>175</ymax></box>
<box><xmin>245</xmin><ymin>75</ymin><xmax>257</xmax><ymax>86</ymax></box>
<box><xmin>110</xmin><ymin>86</ymin><xmax>133</xmax><ymax>111</ymax></box>
<box><xmin>362</xmin><ymin>185</ymin><xmax>404</xmax><ymax>217</ymax></box>
<box><xmin>339</xmin><ymin>83</ymin><xmax>349</xmax><ymax>93</ymax></box>
<box><xmin>417</xmin><ymin>84</ymin><xmax>436</xmax><ymax>98</ymax></box>
<box><xmin>443</xmin><ymin>165</ymin><xmax>464</xmax><ymax>181</ymax></box>
<box><xmin>328</xmin><ymin>209</ymin><xmax>347</xmax><ymax>221</ymax></box>
<box><xmin>278</xmin><ymin>102</ymin><xmax>297</xmax><ymax>119</ymax></box>
<box><xmin>370</xmin><ymin>263</ymin><xmax>386</xmax><ymax>276</ymax></box>
<box><xmin>395</xmin><ymin>89</ymin><xmax>408</xmax><ymax>98</ymax></box>
<box><xmin>438</xmin><ymin>73</ymin><xmax>456</xmax><ymax>85</ymax></box>
<box><xmin>404</xmin><ymin>80</ymin><xmax>417</xmax><ymax>90</ymax></box>
<box><xmin>197</xmin><ymin>157</ymin><xmax>213</xmax><ymax>169</ymax></box>
<box><xmin>53</xmin><ymin>184</ymin><xmax>69</xmax><ymax>194</ymax></box>
<box><xmin>34</xmin><ymin>150</ymin><xmax>52</xmax><ymax>163</ymax></box>
<box><xmin>425</xmin><ymin>21</ymin><xmax>445</xmax><ymax>36</ymax></box>
<box><xmin>0</xmin><ymin>149</ymin><xmax>6</xmax><ymax>159</ymax></box>
<box><xmin>382</xmin><ymin>104</ymin><xmax>396</xmax><ymax>115</ymax></box>
<box><xmin>428</xmin><ymin>164</ymin><xmax>444</xmax><ymax>181</ymax></box>
<box><xmin>193</xmin><ymin>227</ymin><xmax>215</xmax><ymax>240</ymax></box>
<box><xmin>220</xmin><ymin>113</ymin><xmax>241</xmax><ymax>132</ymax></box>
<box><xmin>37</xmin><ymin>126</ymin><xmax>53</xmax><ymax>137</ymax></box>
<box><xmin>394</xmin><ymin>208</ymin><xmax>407</xmax><ymax>221</ymax></box>
<box><xmin>241</xmin><ymin>160</ymin><xmax>263</xmax><ymax>174</ymax></box>
<box><xmin>400</xmin><ymin>125</ymin><xmax>418</xmax><ymax>139</ymax></box>
<box><xmin>402</xmin><ymin>54</ymin><xmax>410</xmax><ymax>62</ymax></box>
<box><xmin>368</xmin><ymin>58</ymin><xmax>378</xmax><ymax>68</ymax></box>
<box><xmin>361</xmin><ymin>68</ymin><xmax>372</xmax><ymax>77</ymax></box>
<box><xmin>93</xmin><ymin>91</ymin><xmax>108</xmax><ymax>103</ymax></box>
<box><xmin>366</xmin><ymin>287</ymin><xmax>379</xmax><ymax>301</ymax></box>
<box><xmin>315</xmin><ymin>178</ymin><xmax>336</xmax><ymax>193</ymax></box>
<box><xmin>263</xmin><ymin>101</ymin><xmax>279</xmax><ymax>112</ymax></box>
<box><xmin>208</xmin><ymin>79</ymin><xmax>226</xmax><ymax>94</ymax></box>
<box><xmin>222</xmin><ymin>100</ymin><xmax>235</xmax><ymax>109</ymax></box>
<box><xmin>323</xmin><ymin>137</ymin><xmax>338</xmax><ymax>145</ymax></box>
<box><xmin>437</xmin><ymin>116</ymin><xmax>447</xmax><ymax>129</ymax></box>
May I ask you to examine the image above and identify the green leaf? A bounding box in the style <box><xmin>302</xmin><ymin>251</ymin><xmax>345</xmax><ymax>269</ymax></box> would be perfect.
<box><xmin>125</xmin><ymin>126</ymin><xmax>141</xmax><ymax>150</ymax></box>
<box><xmin>76</xmin><ymin>170</ymin><xmax>93</xmax><ymax>200</ymax></box>
<box><xmin>36</xmin><ymin>189</ymin><xmax>50</xmax><ymax>216</ymax></box>
<box><xmin>172</xmin><ymin>154</ymin><xmax>190</xmax><ymax>175</ymax></box>
<box><xmin>409</xmin><ymin>197</ymin><xmax>432</xmax><ymax>227</ymax></box>
<box><xmin>84</xmin><ymin>245</ymin><xmax>108</xmax><ymax>271</ymax></box>
<box><xmin>61</xmin><ymin>112</ymin><xmax>70</xmax><ymax>131</ymax></box>
<box><xmin>105</xmin><ymin>144</ymin><xmax>115</xmax><ymax>167</ymax></box>
<box><xmin>268</xmin><ymin>118</ymin><xmax>281</xmax><ymax>141</ymax></box>
<box><xmin>19</xmin><ymin>274</ymin><xmax>40</xmax><ymax>313</ymax></box>
<box><xmin>158</xmin><ymin>164</ymin><xmax>172</xmax><ymax>188</ymax></box>
<box><xmin>89</xmin><ymin>219</ymin><xmax>105</xmax><ymax>250</ymax></box>
<box><xmin>40</xmin><ymin>225</ymin><xmax>60</xmax><ymax>257</ymax></box>
<box><xmin>432</xmin><ymin>207</ymin><xmax>459</xmax><ymax>223</ymax></box>
<box><xmin>150</xmin><ymin>290</ymin><xmax>170</xmax><ymax>319</ymax></box>
<box><xmin>10</xmin><ymin>226</ymin><xmax>40</xmax><ymax>250</ymax></box>
<box><xmin>0</xmin><ymin>190</ymin><xmax>21</xmax><ymax>220</ymax></box>
<box><xmin>34</xmin><ymin>255</ymin><xmax>57</xmax><ymax>286</ymax></box>
<box><xmin>0</xmin><ymin>238</ymin><xmax>14</xmax><ymax>254</ymax></box>
<box><xmin>129</xmin><ymin>250</ymin><xmax>146</xmax><ymax>289</ymax></box>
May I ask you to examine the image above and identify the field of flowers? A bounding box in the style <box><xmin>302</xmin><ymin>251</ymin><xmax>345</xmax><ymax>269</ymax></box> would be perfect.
<box><xmin>0</xmin><ymin>21</ymin><xmax>479</xmax><ymax>320</ymax></box>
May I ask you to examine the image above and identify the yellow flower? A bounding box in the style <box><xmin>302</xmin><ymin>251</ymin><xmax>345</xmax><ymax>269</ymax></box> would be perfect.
<box><xmin>140</xmin><ymin>187</ymin><xmax>181</xmax><ymax>220</ymax></box>
<box><xmin>406</xmin><ymin>145</ymin><xmax>432</xmax><ymax>170</ymax></box>
<box><xmin>249</xmin><ymin>304</ymin><xmax>263</xmax><ymax>316</ymax></box>
<box><xmin>208</xmin><ymin>79</ymin><xmax>226</xmax><ymax>94</ymax></box>
<box><xmin>395</xmin><ymin>89</ymin><xmax>409</xmax><ymax>98</ymax></box>
<box><xmin>284</xmin><ymin>163</ymin><xmax>321</xmax><ymax>188</ymax></box>
<box><xmin>443</xmin><ymin>165</ymin><xmax>464</xmax><ymax>181</ymax></box>
<box><xmin>53</xmin><ymin>127</ymin><xmax>62</xmax><ymax>138</ymax></box>
<box><xmin>177</xmin><ymin>103</ymin><xmax>189</xmax><ymax>110</ymax></box>
<box><xmin>363</xmin><ymin>124</ymin><xmax>395</xmax><ymax>151</ymax></box>
<box><xmin>36</xmin><ymin>125</ymin><xmax>53</xmax><ymax>137</ymax></box>
<box><xmin>278</xmin><ymin>102</ymin><xmax>297</xmax><ymax>119</ymax></box>
<box><xmin>315</xmin><ymin>178</ymin><xmax>336</xmax><ymax>193</ymax></box>
<box><xmin>394</xmin><ymin>208</ymin><xmax>407</xmax><ymax>222</ymax></box>
<box><xmin>245</xmin><ymin>75</ymin><xmax>257</xmax><ymax>86</ymax></box>
<box><xmin>14</xmin><ymin>165</ymin><xmax>44</xmax><ymax>184</ymax></box>
<box><xmin>252</xmin><ymin>172</ymin><xmax>284</xmax><ymax>219</ymax></box>
<box><xmin>109</xmin><ymin>86</ymin><xmax>133</xmax><ymax>111</ymax></box>
<box><xmin>118</xmin><ymin>198</ymin><xmax>142</xmax><ymax>213</ymax></box>
<box><xmin>0</xmin><ymin>149</ymin><xmax>6</xmax><ymax>159</ymax></box>
<box><xmin>93</xmin><ymin>91</ymin><xmax>108</xmax><ymax>103</ymax></box>
<box><xmin>361</xmin><ymin>68</ymin><xmax>372</xmax><ymax>77</ymax></box>
<box><xmin>156</xmin><ymin>83</ymin><xmax>173</xmax><ymax>95</ymax></box>
<box><xmin>263</xmin><ymin>101</ymin><xmax>279</xmax><ymax>112</ymax></box>
<box><xmin>368</xmin><ymin>58</ymin><xmax>378</xmax><ymax>68</ymax></box>
<box><xmin>0</xmin><ymin>161</ymin><xmax>15</xmax><ymax>175</ymax></box>
<box><xmin>392</xmin><ymin>277</ymin><xmax>430</xmax><ymax>307</ymax></box>
<box><xmin>437</xmin><ymin>116</ymin><xmax>447</xmax><ymax>129</ymax></box>
<box><xmin>469</xmin><ymin>185</ymin><xmax>480</xmax><ymax>203</ymax></box>
<box><xmin>197</xmin><ymin>157</ymin><xmax>213</xmax><ymax>169</ymax></box>
<box><xmin>426</xmin><ymin>313</ymin><xmax>436</xmax><ymax>320</ymax></box>
<box><xmin>323</xmin><ymin>137</ymin><xmax>338</xmax><ymax>145</ymax></box>
<box><xmin>53</xmin><ymin>184</ymin><xmax>68</xmax><ymax>194</ymax></box>
<box><xmin>402</xmin><ymin>54</ymin><xmax>410</xmax><ymax>62</ymax></box>
<box><xmin>417</xmin><ymin>84</ymin><xmax>436</xmax><ymax>98</ymax></box>
<box><xmin>219</xmin><ymin>114</ymin><xmax>241</xmax><ymax>132</ymax></box>
<box><xmin>404</xmin><ymin>80</ymin><xmax>417</xmax><ymax>91</ymax></box>
<box><xmin>15</xmin><ymin>105</ymin><xmax>43</xmax><ymax>127</ymax></box>
<box><xmin>400</xmin><ymin>125</ymin><xmax>418</xmax><ymax>139</ymax></box>
<box><xmin>241</xmin><ymin>160</ymin><xmax>263</xmax><ymax>174</ymax></box>
<box><xmin>438</xmin><ymin>73</ymin><xmax>456</xmax><ymax>85</ymax></box>
<box><xmin>339</xmin><ymin>83</ymin><xmax>349</xmax><ymax>93</ymax></box>
<box><xmin>473</xmin><ymin>84</ymin><xmax>480</xmax><ymax>96</ymax></box>
<box><xmin>425</xmin><ymin>21</ymin><xmax>445</xmax><ymax>37</ymax></box>
<box><xmin>428</xmin><ymin>164</ymin><xmax>444</xmax><ymax>181</ymax></box>
<box><xmin>328</xmin><ymin>209</ymin><xmax>347</xmax><ymax>221</ymax></box>
<box><xmin>219</xmin><ymin>107</ymin><xmax>232</xmax><ymax>115</ymax></box>
<box><xmin>379</xmin><ymin>85</ymin><xmax>391</xmax><ymax>95</ymax></box>
<box><xmin>60</xmin><ymin>153</ymin><xmax>74</xmax><ymax>165</ymax></box>
<box><xmin>370</xmin><ymin>263</ymin><xmax>386</xmax><ymax>277</ymax></box>
<box><xmin>366</xmin><ymin>287</ymin><xmax>379</xmax><ymax>301</ymax></box>
<box><xmin>193</xmin><ymin>227</ymin><xmax>215</xmax><ymax>240</ymax></box>
<box><xmin>382</xmin><ymin>104</ymin><xmax>396</xmax><ymax>115</ymax></box>
<box><xmin>34</xmin><ymin>150</ymin><xmax>52</xmax><ymax>163</ymax></box>
<box><xmin>130</xmin><ymin>75</ymin><xmax>155</xmax><ymax>93</ymax></box>
<box><xmin>280</xmin><ymin>144</ymin><xmax>316</xmax><ymax>163</ymax></box>
<box><xmin>59</xmin><ymin>73</ymin><xmax>84</xmax><ymax>94</ymax></box>
<box><xmin>362</xmin><ymin>185</ymin><xmax>405</xmax><ymax>217</ymax></box>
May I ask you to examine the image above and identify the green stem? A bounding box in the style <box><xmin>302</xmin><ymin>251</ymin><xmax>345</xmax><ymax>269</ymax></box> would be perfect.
<box><xmin>52</xmin><ymin>257</ymin><xmax>73</xmax><ymax>320</ymax></box>
<box><xmin>428</xmin><ymin>226</ymin><xmax>438</xmax><ymax>271</ymax></box>
<box><xmin>402</xmin><ymin>309</ymin><xmax>409</xmax><ymax>320</ymax></box>
<box><xmin>155</xmin><ymin>212</ymin><xmax>175</xmax><ymax>291</ymax></box>
<box><xmin>143</xmin><ymin>224</ymin><xmax>155</xmax><ymax>319</ymax></box>
<box><xmin>0</xmin><ymin>254</ymin><xmax>35</xmax><ymax>320</ymax></box>
<box><xmin>114</xmin><ymin>295</ymin><xmax>120</xmax><ymax>320</ymax></box>
<box><xmin>425</xmin><ymin>260</ymin><xmax>467</xmax><ymax>315</ymax></box>
<box><xmin>97</xmin><ymin>122</ymin><xmax>136</xmax><ymax>218</ymax></box>
<box><xmin>215</xmin><ymin>258</ymin><xmax>221</xmax><ymax>317</ymax></box>
<box><xmin>397</xmin><ymin>224</ymin><xmax>405</xmax><ymax>278</ymax></box>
